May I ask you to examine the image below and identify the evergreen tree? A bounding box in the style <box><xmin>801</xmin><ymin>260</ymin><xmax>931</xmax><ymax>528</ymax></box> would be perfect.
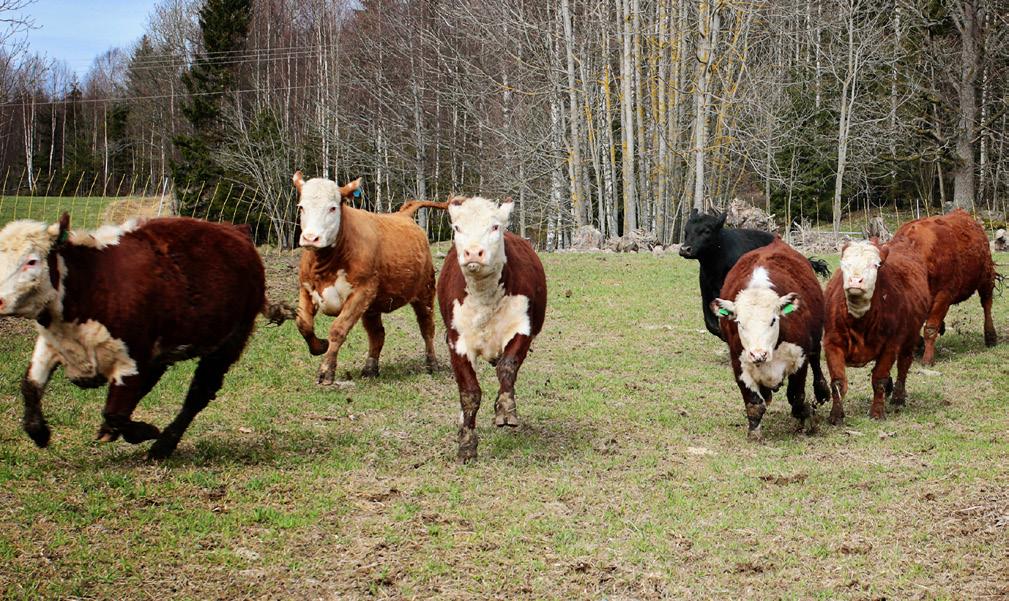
<box><xmin>171</xmin><ymin>0</ymin><xmax>252</xmax><ymax>219</ymax></box>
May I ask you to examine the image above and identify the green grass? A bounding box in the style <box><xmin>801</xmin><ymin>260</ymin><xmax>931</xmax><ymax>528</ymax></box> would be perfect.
<box><xmin>0</xmin><ymin>195</ymin><xmax>118</xmax><ymax>230</ymax></box>
<box><xmin>0</xmin><ymin>249</ymin><xmax>1006</xmax><ymax>598</ymax></box>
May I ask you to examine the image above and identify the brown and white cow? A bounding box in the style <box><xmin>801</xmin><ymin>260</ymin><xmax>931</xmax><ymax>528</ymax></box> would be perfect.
<box><xmin>293</xmin><ymin>171</ymin><xmax>438</xmax><ymax>385</ymax></box>
<box><xmin>890</xmin><ymin>209</ymin><xmax>997</xmax><ymax>365</ymax></box>
<box><xmin>823</xmin><ymin>239</ymin><xmax>931</xmax><ymax>422</ymax></box>
<box><xmin>436</xmin><ymin>196</ymin><xmax>547</xmax><ymax>463</ymax></box>
<box><xmin>711</xmin><ymin>238</ymin><xmax>829</xmax><ymax>440</ymax></box>
<box><xmin>0</xmin><ymin>214</ymin><xmax>272</xmax><ymax>459</ymax></box>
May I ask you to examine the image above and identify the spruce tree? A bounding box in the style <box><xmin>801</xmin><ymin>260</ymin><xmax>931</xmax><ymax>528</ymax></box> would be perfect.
<box><xmin>171</xmin><ymin>0</ymin><xmax>252</xmax><ymax>219</ymax></box>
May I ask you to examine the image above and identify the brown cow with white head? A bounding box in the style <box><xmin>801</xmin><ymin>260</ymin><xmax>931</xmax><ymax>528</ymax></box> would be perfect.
<box><xmin>293</xmin><ymin>171</ymin><xmax>438</xmax><ymax>384</ymax></box>
<box><xmin>437</xmin><ymin>196</ymin><xmax>547</xmax><ymax>463</ymax></box>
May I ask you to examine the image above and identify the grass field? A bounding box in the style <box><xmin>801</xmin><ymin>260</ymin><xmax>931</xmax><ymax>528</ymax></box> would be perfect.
<box><xmin>0</xmin><ymin>248</ymin><xmax>1007</xmax><ymax>599</ymax></box>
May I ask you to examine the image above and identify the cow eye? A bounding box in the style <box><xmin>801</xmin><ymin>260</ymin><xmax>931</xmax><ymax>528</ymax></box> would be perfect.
<box><xmin>25</xmin><ymin>259</ymin><xmax>38</xmax><ymax>267</ymax></box>
<box><xmin>329</xmin><ymin>206</ymin><xmax>337</xmax><ymax>213</ymax></box>
<box><xmin>491</xmin><ymin>224</ymin><xmax>499</xmax><ymax>232</ymax></box>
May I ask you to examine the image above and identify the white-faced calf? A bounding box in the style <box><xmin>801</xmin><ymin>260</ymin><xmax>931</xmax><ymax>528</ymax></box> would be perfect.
<box><xmin>293</xmin><ymin>171</ymin><xmax>438</xmax><ymax>384</ymax></box>
<box><xmin>436</xmin><ymin>196</ymin><xmax>547</xmax><ymax>462</ymax></box>
<box><xmin>712</xmin><ymin>238</ymin><xmax>829</xmax><ymax>439</ymax></box>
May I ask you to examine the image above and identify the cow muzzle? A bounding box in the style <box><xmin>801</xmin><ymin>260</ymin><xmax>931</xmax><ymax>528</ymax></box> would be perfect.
<box><xmin>300</xmin><ymin>232</ymin><xmax>323</xmax><ymax>248</ymax></box>
<box><xmin>747</xmin><ymin>350</ymin><xmax>769</xmax><ymax>364</ymax></box>
<box><xmin>678</xmin><ymin>245</ymin><xmax>694</xmax><ymax>258</ymax></box>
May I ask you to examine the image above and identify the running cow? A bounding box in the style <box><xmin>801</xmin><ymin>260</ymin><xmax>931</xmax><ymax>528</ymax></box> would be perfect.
<box><xmin>823</xmin><ymin>239</ymin><xmax>931</xmax><ymax>422</ymax></box>
<box><xmin>680</xmin><ymin>209</ymin><xmax>830</xmax><ymax>340</ymax></box>
<box><xmin>0</xmin><ymin>214</ymin><xmax>273</xmax><ymax>459</ymax></box>
<box><xmin>890</xmin><ymin>209</ymin><xmax>997</xmax><ymax>365</ymax></box>
<box><xmin>437</xmin><ymin>196</ymin><xmax>547</xmax><ymax>463</ymax></box>
<box><xmin>293</xmin><ymin>171</ymin><xmax>438</xmax><ymax>384</ymax></box>
<box><xmin>711</xmin><ymin>238</ymin><xmax>829</xmax><ymax>440</ymax></box>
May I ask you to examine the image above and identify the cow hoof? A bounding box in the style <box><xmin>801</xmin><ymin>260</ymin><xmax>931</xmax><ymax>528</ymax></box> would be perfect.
<box><xmin>317</xmin><ymin>366</ymin><xmax>337</xmax><ymax>386</ymax></box>
<box><xmin>747</xmin><ymin>426</ymin><xmax>763</xmax><ymax>442</ymax></box>
<box><xmin>425</xmin><ymin>355</ymin><xmax>439</xmax><ymax>374</ymax></box>
<box><xmin>457</xmin><ymin>429</ymin><xmax>478</xmax><ymax>463</ymax></box>
<box><xmin>985</xmin><ymin>332</ymin><xmax>998</xmax><ymax>347</ymax></box>
<box><xmin>828</xmin><ymin>410</ymin><xmax>845</xmax><ymax>426</ymax></box>
<box><xmin>147</xmin><ymin>438</ymin><xmax>178</xmax><ymax>461</ymax></box>
<box><xmin>361</xmin><ymin>358</ymin><xmax>380</xmax><ymax>378</ymax></box>
<box><xmin>891</xmin><ymin>395</ymin><xmax>906</xmax><ymax>407</ymax></box>
<box><xmin>494</xmin><ymin>395</ymin><xmax>519</xmax><ymax>428</ymax></box>
<box><xmin>869</xmin><ymin>408</ymin><xmax>885</xmax><ymax>420</ymax></box>
<box><xmin>24</xmin><ymin>421</ymin><xmax>51</xmax><ymax>448</ymax></box>
<box><xmin>95</xmin><ymin>424</ymin><xmax>120</xmax><ymax>443</ymax></box>
<box><xmin>122</xmin><ymin>422</ymin><xmax>161</xmax><ymax>444</ymax></box>
<box><xmin>798</xmin><ymin>417</ymin><xmax>817</xmax><ymax>435</ymax></box>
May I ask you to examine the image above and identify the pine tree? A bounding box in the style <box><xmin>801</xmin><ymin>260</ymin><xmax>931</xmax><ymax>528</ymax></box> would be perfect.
<box><xmin>171</xmin><ymin>0</ymin><xmax>252</xmax><ymax>219</ymax></box>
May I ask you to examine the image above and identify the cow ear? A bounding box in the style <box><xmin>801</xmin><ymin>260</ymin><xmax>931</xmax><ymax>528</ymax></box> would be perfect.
<box><xmin>292</xmin><ymin>170</ymin><xmax>304</xmax><ymax>193</ymax></box>
<box><xmin>339</xmin><ymin>178</ymin><xmax>362</xmax><ymax>202</ymax></box>
<box><xmin>48</xmin><ymin>212</ymin><xmax>70</xmax><ymax>245</ymax></box>
<box><xmin>690</xmin><ymin>207</ymin><xmax>698</xmax><ymax>217</ymax></box>
<box><xmin>779</xmin><ymin>292</ymin><xmax>800</xmax><ymax>315</ymax></box>
<box><xmin>498</xmin><ymin>197</ymin><xmax>515</xmax><ymax>222</ymax></box>
<box><xmin>716</xmin><ymin>212</ymin><xmax>727</xmax><ymax>228</ymax></box>
<box><xmin>711</xmin><ymin>299</ymin><xmax>735</xmax><ymax>320</ymax></box>
<box><xmin>878</xmin><ymin>245</ymin><xmax>890</xmax><ymax>265</ymax></box>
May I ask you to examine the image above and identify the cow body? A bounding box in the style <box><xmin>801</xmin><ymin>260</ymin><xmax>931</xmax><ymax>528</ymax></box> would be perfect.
<box><xmin>680</xmin><ymin>209</ymin><xmax>829</xmax><ymax>340</ymax></box>
<box><xmin>823</xmin><ymin>240</ymin><xmax>931</xmax><ymax>422</ymax></box>
<box><xmin>293</xmin><ymin>172</ymin><xmax>437</xmax><ymax>384</ymax></box>
<box><xmin>1</xmin><ymin>215</ymin><xmax>266</xmax><ymax>459</ymax></box>
<box><xmin>890</xmin><ymin>209</ymin><xmax>997</xmax><ymax>365</ymax></box>
<box><xmin>437</xmin><ymin>197</ymin><xmax>547</xmax><ymax>463</ymax></box>
<box><xmin>713</xmin><ymin>238</ymin><xmax>829</xmax><ymax>439</ymax></box>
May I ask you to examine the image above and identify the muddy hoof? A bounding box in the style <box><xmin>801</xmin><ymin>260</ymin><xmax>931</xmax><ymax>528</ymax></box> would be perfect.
<box><xmin>24</xmin><ymin>420</ymin><xmax>51</xmax><ymax>448</ymax></box>
<box><xmin>457</xmin><ymin>429</ymin><xmax>478</xmax><ymax>464</ymax></box>
<box><xmin>95</xmin><ymin>424</ymin><xmax>120</xmax><ymax>443</ymax></box>
<box><xmin>494</xmin><ymin>395</ymin><xmax>519</xmax><ymax>428</ymax></box>
<box><xmin>828</xmin><ymin>410</ymin><xmax>845</xmax><ymax>426</ymax></box>
<box><xmin>985</xmin><ymin>331</ymin><xmax>997</xmax><ymax>347</ymax></box>
<box><xmin>317</xmin><ymin>364</ymin><xmax>337</xmax><ymax>386</ymax></box>
<box><xmin>122</xmin><ymin>422</ymin><xmax>161</xmax><ymax>444</ymax></box>
<box><xmin>425</xmin><ymin>356</ymin><xmax>439</xmax><ymax>374</ymax></box>
<box><xmin>361</xmin><ymin>358</ymin><xmax>380</xmax><ymax>378</ymax></box>
<box><xmin>797</xmin><ymin>416</ymin><xmax>817</xmax><ymax>435</ymax></box>
<box><xmin>747</xmin><ymin>425</ymin><xmax>763</xmax><ymax>442</ymax></box>
<box><xmin>147</xmin><ymin>437</ymin><xmax>178</xmax><ymax>461</ymax></box>
<box><xmin>869</xmin><ymin>406</ymin><xmax>885</xmax><ymax>420</ymax></box>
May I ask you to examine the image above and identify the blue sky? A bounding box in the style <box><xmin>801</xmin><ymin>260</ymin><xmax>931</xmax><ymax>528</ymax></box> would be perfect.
<box><xmin>24</xmin><ymin>0</ymin><xmax>160</xmax><ymax>76</ymax></box>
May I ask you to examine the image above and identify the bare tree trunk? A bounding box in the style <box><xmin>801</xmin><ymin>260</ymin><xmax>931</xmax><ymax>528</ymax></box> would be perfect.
<box><xmin>560</xmin><ymin>0</ymin><xmax>587</xmax><ymax>226</ymax></box>
<box><xmin>619</xmin><ymin>0</ymin><xmax>637</xmax><ymax>233</ymax></box>
<box><xmin>952</xmin><ymin>0</ymin><xmax>980</xmax><ymax>210</ymax></box>
<box><xmin>692</xmin><ymin>0</ymin><xmax>719</xmax><ymax>211</ymax></box>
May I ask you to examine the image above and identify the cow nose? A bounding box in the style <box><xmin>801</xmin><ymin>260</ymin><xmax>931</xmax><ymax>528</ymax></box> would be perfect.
<box><xmin>0</xmin><ymin>298</ymin><xmax>5</xmax><ymax>310</ymax></box>
<box><xmin>848</xmin><ymin>276</ymin><xmax>864</xmax><ymax>287</ymax></box>
<box><xmin>463</xmin><ymin>248</ymin><xmax>485</xmax><ymax>263</ymax></box>
<box><xmin>679</xmin><ymin>245</ymin><xmax>692</xmax><ymax>256</ymax></box>
<box><xmin>301</xmin><ymin>232</ymin><xmax>320</xmax><ymax>245</ymax></box>
<box><xmin>749</xmin><ymin>350</ymin><xmax>768</xmax><ymax>364</ymax></box>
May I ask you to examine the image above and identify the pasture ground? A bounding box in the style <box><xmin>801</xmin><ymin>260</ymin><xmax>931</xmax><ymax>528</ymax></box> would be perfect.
<box><xmin>0</xmin><ymin>247</ymin><xmax>1007</xmax><ymax>599</ymax></box>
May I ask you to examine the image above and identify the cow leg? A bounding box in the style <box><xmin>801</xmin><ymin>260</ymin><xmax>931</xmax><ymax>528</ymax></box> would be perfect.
<box><xmin>786</xmin><ymin>362</ymin><xmax>815</xmax><ymax>434</ymax></box>
<box><xmin>296</xmin><ymin>285</ymin><xmax>328</xmax><ymax>356</ymax></box>
<box><xmin>360</xmin><ymin>311</ymin><xmax>384</xmax><ymax>378</ymax></box>
<box><xmin>494</xmin><ymin>335</ymin><xmax>531</xmax><ymax>428</ymax></box>
<box><xmin>450</xmin><ymin>349</ymin><xmax>482</xmax><ymax>463</ymax></box>
<box><xmin>891</xmin><ymin>341</ymin><xmax>915</xmax><ymax>408</ymax></box>
<box><xmin>980</xmin><ymin>281</ymin><xmax>997</xmax><ymax>347</ymax></box>
<box><xmin>411</xmin><ymin>300</ymin><xmax>438</xmax><ymax>373</ymax></box>
<box><xmin>868</xmin><ymin>350</ymin><xmax>898</xmax><ymax>420</ymax></box>
<box><xmin>99</xmin><ymin>364</ymin><xmax>167</xmax><ymax>444</ymax></box>
<box><xmin>808</xmin><ymin>344</ymin><xmax>830</xmax><ymax>407</ymax></box>
<box><xmin>317</xmin><ymin>288</ymin><xmax>376</xmax><ymax>386</ymax></box>
<box><xmin>824</xmin><ymin>344</ymin><xmax>848</xmax><ymax>425</ymax></box>
<box><xmin>148</xmin><ymin>330</ymin><xmax>250</xmax><ymax>460</ymax></box>
<box><xmin>21</xmin><ymin>336</ymin><xmax>59</xmax><ymax>448</ymax></box>
<box><xmin>921</xmin><ymin>292</ymin><xmax>953</xmax><ymax>366</ymax></box>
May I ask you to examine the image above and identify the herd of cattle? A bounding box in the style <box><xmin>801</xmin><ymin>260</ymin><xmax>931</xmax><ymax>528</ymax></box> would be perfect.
<box><xmin>0</xmin><ymin>172</ymin><xmax>999</xmax><ymax>462</ymax></box>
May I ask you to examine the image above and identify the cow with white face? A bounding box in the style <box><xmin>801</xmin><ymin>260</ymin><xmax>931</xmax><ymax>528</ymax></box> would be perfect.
<box><xmin>436</xmin><ymin>196</ymin><xmax>547</xmax><ymax>463</ymax></box>
<box><xmin>838</xmin><ymin>240</ymin><xmax>889</xmax><ymax>318</ymax></box>
<box><xmin>711</xmin><ymin>238</ymin><xmax>829</xmax><ymax>440</ymax></box>
<box><xmin>0</xmin><ymin>218</ymin><xmax>64</xmax><ymax>318</ymax></box>
<box><xmin>291</xmin><ymin>171</ymin><xmax>439</xmax><ymax>385</ymax></box>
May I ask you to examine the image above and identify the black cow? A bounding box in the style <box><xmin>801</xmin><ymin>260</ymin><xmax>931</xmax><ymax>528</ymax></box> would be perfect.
<box><xmin>679</xmin><ymin>209</ymin><xmax>830</xmax><ymax>340</ymax></box>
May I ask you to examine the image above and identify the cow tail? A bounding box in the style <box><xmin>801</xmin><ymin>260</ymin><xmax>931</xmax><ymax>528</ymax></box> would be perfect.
<box><xmin>807</xmin><ymin>257</ymin><xmax>831</xmax><ymax>279</ymax></box>
<box><xmin>262</xmin><ymin>298</ymin><xmax>296</xmax><ymax>326</ymax></box>
<box><xmin>398</xmin><ymin>200</ymin><xmax>450</xmax><ymax>218</ymax></box>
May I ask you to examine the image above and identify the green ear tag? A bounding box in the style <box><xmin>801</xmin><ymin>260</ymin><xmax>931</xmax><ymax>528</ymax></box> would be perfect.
<box><xmin>782</xmin><ymin>303</ymin><xmax>795</xmax><ymax>315</ymax></box>
<box><xmin>57</xmin><ymin>229</ymin><xmax>69</xmax><ymax>245</ymax></box>
<box><xmin>718</xmin><ymin>308</ymin><xmax>730</xmax><ymax>317</ymax></box>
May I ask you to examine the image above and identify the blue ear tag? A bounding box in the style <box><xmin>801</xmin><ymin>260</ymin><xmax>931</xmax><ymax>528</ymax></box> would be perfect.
<box><xmin>353</xmin><ymin>188</ymin><xmax>361</xmax><ymax>198</ymax></box>
<box><xmin>782</xmin><ymin>303</ymin><xmax>796</xmax><ymax>315</ymax></box>
<box><xmin>718</xmin><ymin>308</ymin><xmax>730</xmax><ymax>317</ymax></box>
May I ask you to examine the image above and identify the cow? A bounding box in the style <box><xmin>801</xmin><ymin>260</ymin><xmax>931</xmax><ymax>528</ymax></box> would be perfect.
<box><xmin>436</xmin><ymin>196</ymin><xmax>547</xmax><ymax>463</ymax></box>
<box><xmin>822</xmin><ymin>239</ymin><xmax>931</xmax><ymax>422</ymax></box>
<box><xmin>890</xmin><ymin>209</ymin><xmax>997</xmax><ymax>365</ymax></box>
<box><xmin>679</xmin><ymin>209</ymin><xmax>830</xmax><ymax>340</ymax></box>
<box><xmin>0</xmin><ymin>214</ymin><xmax>277</xmax><ymax>460</ymax></box>
<box><xmin>711</xmin><ymin>238</ymin><xmax>829</xmax><ymax>440</ymax></box>
<box><xmin>293</xmin><ymin>171</ymin><xmax>439</xmax><ymax>385</ymax></box>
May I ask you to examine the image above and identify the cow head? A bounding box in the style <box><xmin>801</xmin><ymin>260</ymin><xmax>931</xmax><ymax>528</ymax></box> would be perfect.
<box><xmin>839</xmin><ymin>239</ymin><xmax>888</xmax><ymax>317</ymax></box>
<box><xmin>0</xmin><ymin>213</ymin><xmax>69</xmax><ymax>318</ymax></box>
<box><xmin>447</xmin><ymin>196</ymin><xmax>513</xmax><ymax>277</ymax></box>
<box><xmin>293</xmin><ymin>170</ymin><xmax>362</xmax><ymax>248</ymax></box>
<box><xmin>679</xmin><ymin>208</ymin><xmax>726</xmax><ymax>259</ymax></box>
<box><xmin>711</xmin><ymin>270</ymin><xmax>799</xmax><ymax>365</ymax></box>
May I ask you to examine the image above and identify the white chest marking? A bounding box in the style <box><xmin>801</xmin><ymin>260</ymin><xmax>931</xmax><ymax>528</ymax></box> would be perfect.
<box><xmin>36</xmin><ymin>319</ymin><xmax>138</xmax><ymax>385</ymax></box>
<box><xmin>306</xmin><ymin>269</ymin><xmax>353</xmax><ymax>316</ymax></box>
<box><xmin>739</xmin><ymin>342</ymin><xmax>805</xmax><ymax>395</ymax></box>
<box><xmin>451</xmin><ymin>286</ymin><xmax>531</xmax><ymax>365</ymax></box>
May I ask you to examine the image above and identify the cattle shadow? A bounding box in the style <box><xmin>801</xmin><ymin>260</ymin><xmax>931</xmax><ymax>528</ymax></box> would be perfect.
<box><xmin>922</xmin><ymin>331</ymin><xmax>997</xmax><ymax>363</ymax></box>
